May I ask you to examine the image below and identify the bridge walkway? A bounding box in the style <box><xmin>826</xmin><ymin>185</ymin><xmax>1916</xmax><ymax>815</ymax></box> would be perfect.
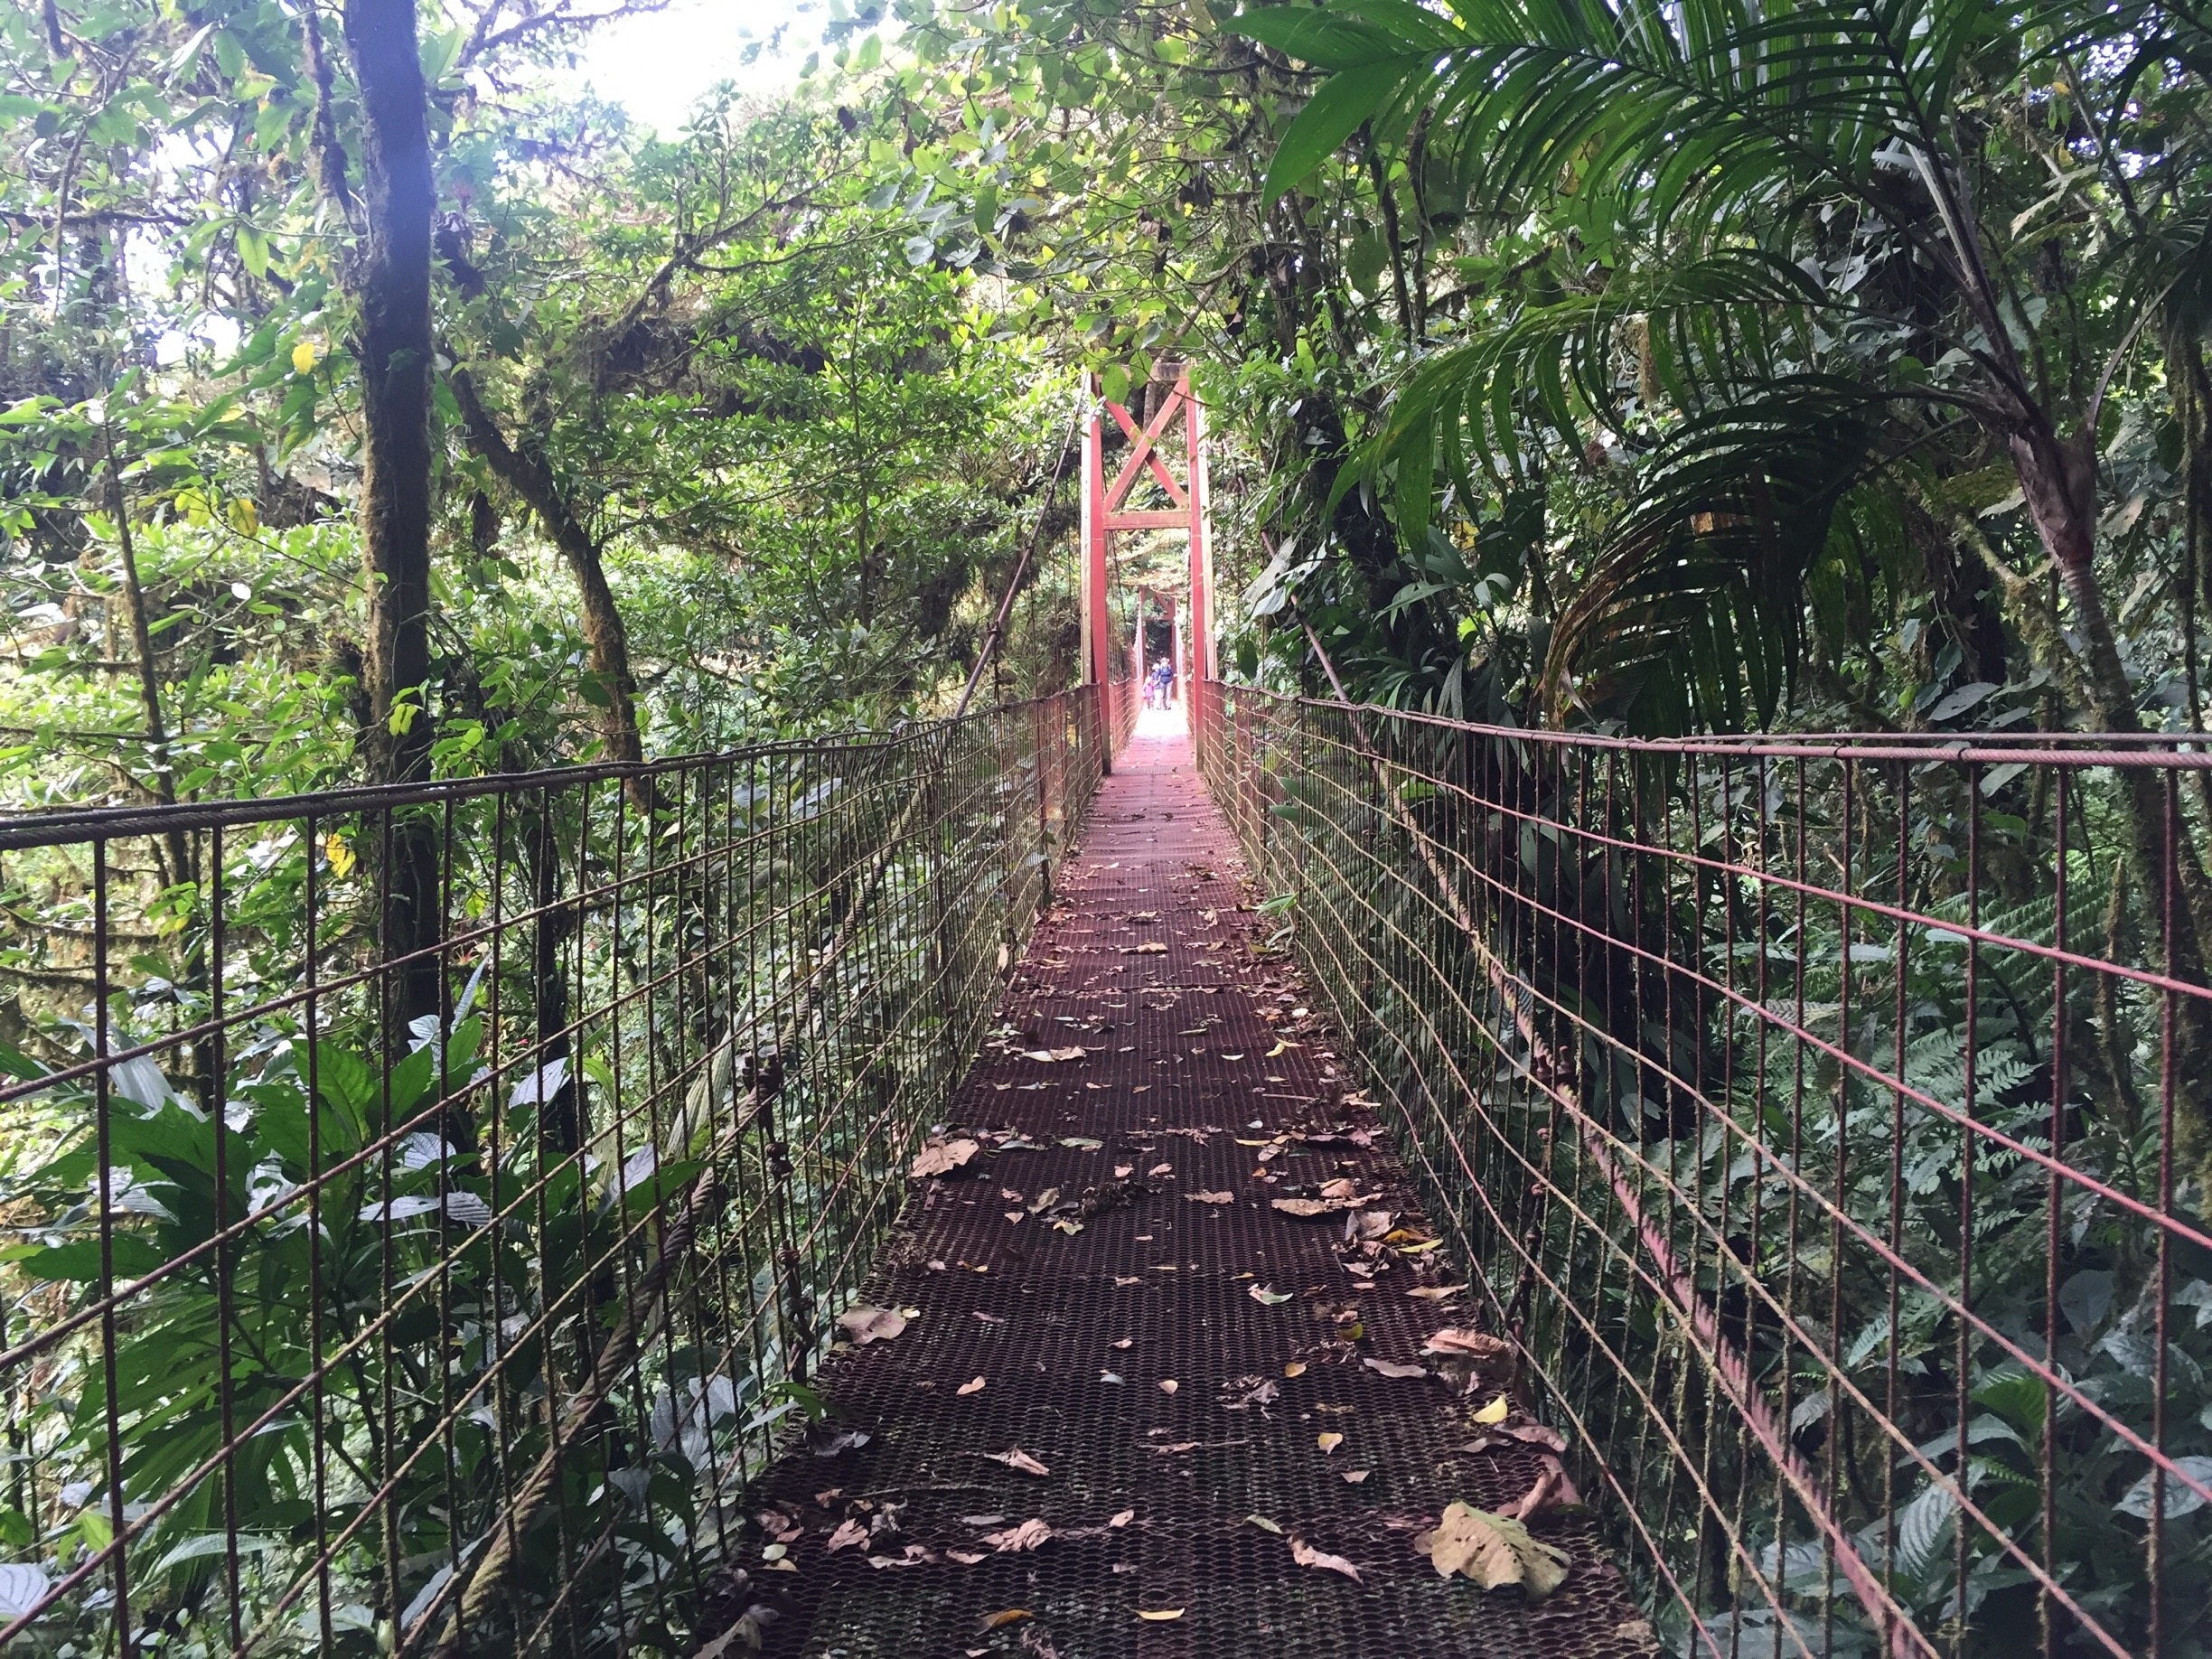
<box><xmin>708</xmin><ymin>709</ymin><xmax>1649</xmax><ymax>1658</ymax></box>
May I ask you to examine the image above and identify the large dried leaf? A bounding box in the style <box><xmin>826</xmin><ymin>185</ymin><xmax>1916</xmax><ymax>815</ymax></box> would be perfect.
<box><xmin>980</xmin><ymin>1517</ymin><xmax>1053</xmax><ymax>1552</ymax></box>
<box><xmin>836</xmin><ymin>1306</ymin><xmax>907</xmax><ymax>1345</ymax></box>
<box><xmin>1413</xmin><ymin>1503</ymin><xmax>1570</xmax><ymax>1600</ymax></box>
<box><xmin>985</xmin><ymin>1448</ymin><xmax>1051</xmax><ymax>1477</ymax></box>
<box><xmin>911</xmin><ymin>1138</ymin><xmax>980</xmax><ymax>1178</ymax></box>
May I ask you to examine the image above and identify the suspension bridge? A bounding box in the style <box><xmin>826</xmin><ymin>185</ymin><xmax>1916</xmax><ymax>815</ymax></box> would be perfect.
<box><xmin>0</xmin><ymin>374</ymin><xmax>2198</xmax><ymax>1659</ymax></box>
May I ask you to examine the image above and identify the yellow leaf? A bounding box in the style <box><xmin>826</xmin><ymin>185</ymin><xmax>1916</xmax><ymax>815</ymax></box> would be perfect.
<box><xmin>323</xmin><ymin>834</ymin><xmax>357</xmax><ymax>879</ymax></box>
<box><xmin>1316</xmin><ymin>1431</ymin><xmax>1344</xmax><ymax>1454</ymax></box>
<box><xmin>1136</xmin><ymin>1608</ymin><xmax>1184</xmax><ymax>1621</ymax></box>
<box><xmin>1283</xmin><ymin>1361</ymin><xmax>1308</xmax><ymax>1378</ymax></box>
<box><xmin>291</xmin><ymin>340</ymin><xmax>317</xmax><ymax>373</ymax></box>
<box><xmin>980</xmin><ymin>1608</ymin><xmax>1033</xmax><ymax>1630</ymax></box>
<box><xmin>1473</xmin><ymin>1395</ymin><xmax>1510</xmax><ymax>1424</ymax></box>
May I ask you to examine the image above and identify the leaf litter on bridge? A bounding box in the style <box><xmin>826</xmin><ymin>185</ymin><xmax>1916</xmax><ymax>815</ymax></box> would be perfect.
<box><xmin>693</xmin><ymin>724</ymin><xmax>1655</xmax><ymax>1658</ymax></box>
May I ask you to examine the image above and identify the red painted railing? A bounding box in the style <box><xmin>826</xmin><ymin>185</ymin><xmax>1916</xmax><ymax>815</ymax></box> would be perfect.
<box><xmin>1196</xmin><ymin>681</ymin><xmax>2212</xmax><ymax>1659</ymax></box>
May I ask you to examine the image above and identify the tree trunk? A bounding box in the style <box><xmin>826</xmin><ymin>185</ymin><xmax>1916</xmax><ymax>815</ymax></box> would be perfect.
<box><xmin>2010</xmin><ymin>419</ymin><xmax>2212</xmax><ymax>1177</ymax></box>
<box><xmin>449</xmin><ymin>370</ymin><xmax>651</xmax><ymax>787</ymax></box>
<box><xmin>342</xmin><ymin>0</ymin><xmax>441</xmax><ymax>1036</ymax></box>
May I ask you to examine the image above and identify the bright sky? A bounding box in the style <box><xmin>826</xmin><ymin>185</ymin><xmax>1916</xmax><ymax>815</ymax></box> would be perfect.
<box><xmin>547</xmin><ymin>0</ymin><xmax>829</xmax><ymax>132</ymax></box>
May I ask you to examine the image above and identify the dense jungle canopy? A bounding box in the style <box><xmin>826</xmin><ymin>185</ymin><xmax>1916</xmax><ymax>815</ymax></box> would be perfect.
<box><xmin>8</xmin><ymin>0</ymin><xmax>2212</xmax><ymax>812</ymax></box>
<box><xmin>5</xmin><ymin>3</ymin><xmax>2212</xmax><ymax>1654</ymax></box>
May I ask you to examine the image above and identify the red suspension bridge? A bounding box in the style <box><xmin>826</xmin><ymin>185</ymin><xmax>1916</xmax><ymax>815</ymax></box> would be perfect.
<box><xmin>0</xmin><ymin>374</ymin><xmax>2202</xmax><ymax>1658</ymax></box>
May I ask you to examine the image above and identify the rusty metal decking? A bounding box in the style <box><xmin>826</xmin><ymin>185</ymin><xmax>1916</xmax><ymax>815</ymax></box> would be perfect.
<box><xmin>707</xmin><ymin>715</ymin><xmax>1651</xmax><ymax>1657</ymax></box>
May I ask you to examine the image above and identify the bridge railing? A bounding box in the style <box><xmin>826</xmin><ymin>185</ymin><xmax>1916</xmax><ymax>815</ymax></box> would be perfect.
<box><xmin>0</xmin><ymin>683</ymin><xmax>1116</xmax><ymax>1656</ymax></box>
<box><xmin>1196</xmin><ymin>682</ymin><xmax>2212</xmax><ymax>1659</ymax></box>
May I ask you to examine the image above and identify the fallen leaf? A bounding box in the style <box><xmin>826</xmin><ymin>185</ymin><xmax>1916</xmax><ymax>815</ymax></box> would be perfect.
<box><xmin>1025</xmin><ymin>1046</ymin><xmax>1089</xmax><ymax>1063</ymax></box>
<box><xmin>1363</xmin><ymin>1357</ymin><xmax>1429</xmax><ymax>1381</ymax></box>
<box><xmin>1249</xmin><ymin>1284</ymin><xmax>1293</xmax><ymax>1306</ymax></box>
<box><xmin>1472</xmin><ymin>1395</ymin><xmax>1510</xmax><ymax>1425</ymax></box>
<box><xmin>1114</xmin><ymin>1164</ymin><xmax>1134</xmax><ymax>1177</ymax></box>
<box><xmin>1114</xmin><ymin>1275</ymin><xmax>1141</xmax><ymax>1287</ymax></box>
<box><xmin>1051</xmin><ymin>1218</ymin><xmax>1083</xmax><ymax>1235</ymax></box>
<box><xmin>825</xmin><ymin>1518</ymin><xmax>868</xmax><ymax>1552</ymax></box>
<box><xmin>1396</xmin><ymin>1239</ymin><xmax>1444</xmax><ymax>1254</ymax></box>
<box><xmin>1290</xmin><ymin>1538</ymin><xmax>1364</xmax><ymax>1583</ymax></box>
<box><xmin>981</xmin><ymin>1517</ymin><xmax>1053</xmax><ymax>1552</ymax></box>
<box><xmin>1247</xmin><ymin>1514</ymin><xmax>1284</xmax><ymax>1535</ymax></box>
<box><xmin>1266</xmin><ymin>1040</ymin><xmax>1297</xmax><ymax>1057</ymax></box>
<box><xmin>1136</xmin><ymin>1609</ymin><xmax>1184</xmax><ymax>1621</ymax></box>
<box><xmin>1109</xmin><ymin>1509</ymin><xmax>1134</xmax><ymax>1528</ymax></box>
<box><xmin>1100</xmin><ymin>1371</ymin><xmax>1125</xmax><ymax>1384</ymax></box>
<box><xmin>1316</xmin><ymin>1432</ymin><xmax>1344</xmax><ymax>1455</ymax></box>
<box><xmin>984</xmin><ymin>1448</ymin><xmax>1051</xmax><ymax>1477</ymax></box>
<box><xmin>1422</xmin><ymin>1329</ymin><xmax>1515</xmax><ymax>1363</ymax></box>
<box><xmin>911</xmin><ymin>1138</ymin><xmax>980</xmax><ymax>1178</ymax></box>
<box><xmin>1413</xmin><ymin>1503</ymin><xmax>1570</xmax><ymax>1601</ymax></box>
<box><xmin>1186</xmin><ymin>1190</ymin><xmax>1234</xmax><ymax>1204</ymax></box>
<box><xmin>1111</xmin><ymin>1336</ymin><xmax>1133</xmax><ymax>1349</ymax></box>
<box><xmin>1271</xmin><ymin>1196</ymin><xmax>1357</xmax><ymax>1219</ymax></box>
<box><xmin>1158</xmin><ymin>1379</ymin><xmax>1179</xmax><ymax>1394</ymax></box>
<box><xmin>1149</xmin><ymin>1440</ymin><xmax>1200</xmax><ymax>1455</ymax></box>
<box><xmin>981</xmin><ymin>1609</ymin><xmax>1034</xmax><ymax>1630</ymax></box>
<box><xmin>1343</xmin><ymin>1469</ymin><xmax>1370</xmax><ymax>1484</ymax></box>
<box><xmin>958</xmin><ymin>1376</ymin><xmax>987</xmax><ymax>1396</ymax></box>
<box><xmin>1026</xmin><ymin>1187</ymin><xmax>1062</xmax><ymax>1214</ymax></box>
<box><xmin>1060</xmin><ymin>1136</ymin><xmax>1103</xmax><ymax>1149</ymax></box>
<box><xmin>1126</xmin><ymin>942</ymin><xmax>1168</xmax><ymax>954</ymax></box>
<box><xmin>1283</xmin><ymin>1360</ymin><xmax>1308</xmax><ymax>1378</ymax></box>
<box><xmin>1409</xmin><ymin>1284</ymin><xmax>1469</xmax><ymax>1301</ymax></box>
<box><xmin>1319</xmin><ymin>1177</ymin><xmax>1361</xmax><ymax>1200</ymax></box>
<box><xmin>1004</xmin><ymin>1211</ymin><xmax>1025</xmax><ymax>1224</ymax></box>
<box><xmin>836</xmin><ymin>1306</ymin><xmax>907</xmax><ymax>1345</ymax></box>
<box><xmin>948</xmin><ymin>1550</ymin><xmax>987</xmax><ymax>1564</ymax></box>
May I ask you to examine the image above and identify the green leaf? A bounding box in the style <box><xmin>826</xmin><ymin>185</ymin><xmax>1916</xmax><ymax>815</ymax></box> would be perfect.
<box><xmin>1261</xmin><ymin>62</ymin><xmax>1406</xmax><ymax>202</ymax></box>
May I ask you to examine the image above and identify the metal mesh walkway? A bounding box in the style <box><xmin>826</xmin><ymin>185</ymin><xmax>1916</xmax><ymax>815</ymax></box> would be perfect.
<box><xmin>708</xmin><ymin>712</ymin><xmax>1651</xmax><ymax>1658</ymax></box>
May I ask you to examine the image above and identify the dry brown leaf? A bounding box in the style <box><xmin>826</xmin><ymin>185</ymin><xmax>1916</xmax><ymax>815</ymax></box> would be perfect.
<box><xmin>958</xmin><ymin>1376</ymin><xmax>987</xmax><ymax>1396</ymax></box>
<box><xmin>1409</xmin><ymin>1284</ymin><xmax>1469</xmax><ymax>1301</ymax></box>
<box><xmin>1109</xmin><ymin>1509</ymin><xmax>1134</xmax><ymax>1528</ymax></box>
<box><xmin>1186</xmin><ymin>1190</ymin><xmax>1234</xmax><ymax>1204</ymax></box>
<box><xmin>1283</xmin><ymin>1360</ymin><xmax>1308</xmax><ymax>1378</ymax></box>
<box><xmin>984</xmin><ymin>1448</ymin><xmax>1051</xmax><ymax>1477</ymax></box>
<box><xmin>1412</xmin><ymin>1503</ymin><xmax>1570</xmax><ymax>1601</ymax></box>
<box><xmin>835</xmin><ymin>1306</ymin><xmax>907</xmax><ymax>1345</ymax></box>
<box><xmin>981</xmin><ymin>1517</ymin><xmax>1053</xmax><ymax>1552</ymax></box>
<box><xmin>1343</xmin><ymin>1469</ymin><xmax>1370</xmax><ymax>1484</ymax></box>
<box><xmin>948</xmin><ymin>1549</ymin><xmax>987</xmax><ymax>1564</ymax></box>
<box><xmin>1270</xmin><ymin>1198</ymin><xmax>1338</xmax><ymax>1219</ymax></box>
<box><xmin>1158</xmin><ymin>1379</ymin><xmax>1179</xmax><ymax>1394</ymax></box>
<box><xmin>1124</xmin><ymin>942</ymin><xmax>1168</xmax><ymax>955</ymax></box>
<box><xmin>1289</xmin><ymin>1538</ymin><xmax>1364</xmax><ymax>1583</ymax></box>
<box><xmin>1026</xmin><ymin>1186</ymin><xmax>1062</xmax><ymax>1214</ymax></box>
<box><xmin>1363</xmin><ymin>1357</ymin><xmax>1429</xmax><ymax>1381</ymax></box>
<box><xmin>980</xmin><ymin>1609</ymin><xmax>1034</xmax><ymax>1630</ymax></box>
<box><xmin>1024</xmin><ymin>1046</ymin><xmax>1089</xmax><ymax>1062</ymax></box>
<box><xmin>1113</xmin><ymin>1163</ymin><xmax>1134</xmax><ymax>1177</ymax></box>
<box><xmin>1148</xmin><ymin>1163</ymin><xmax>1174</xmax><ymax>1177</ymax></box>
<box><xmin>824</xmin><ymin>1518</ymin><xmax>868</xmax><ymax>1552</ymax></box>
<box><xmin>910</xmin><ymin>1138</ymin><xmax>979</xmax><ymax>1179</ymax></box>
<box><xmin>1421</xmin><ymin>1328</ymin><xmax>1514</xmax><ymax>1363</ymax></box>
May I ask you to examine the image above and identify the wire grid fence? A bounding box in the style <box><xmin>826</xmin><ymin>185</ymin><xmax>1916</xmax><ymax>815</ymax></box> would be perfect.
<box><xmin>0</xmin><ymin>684</ymin><xmax>1114</xmax><ymax>1657</ymax></box>
<box><xmin>1195</xmin><ymin>682</ymin><xmax>2212</xmax><ymax>1659</ymax></box>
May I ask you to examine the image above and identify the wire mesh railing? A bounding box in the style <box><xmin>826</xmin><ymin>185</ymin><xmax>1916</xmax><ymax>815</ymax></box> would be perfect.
<box><xmin>0</xmin><ymin>684</ymin><xmax>1116</xmax><ymax>1656</ymax></box>
<box><xmin>1195</xmin><ymin>681</ymin><xmax>2212</xmax><ymax>1659</ymax></box>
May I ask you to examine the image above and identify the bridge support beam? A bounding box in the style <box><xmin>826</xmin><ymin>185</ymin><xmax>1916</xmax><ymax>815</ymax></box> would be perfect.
<box><xmin>1080</xmin><ymin>364</ymin><xmax>1212</xmax><ymax>742</ymax></box>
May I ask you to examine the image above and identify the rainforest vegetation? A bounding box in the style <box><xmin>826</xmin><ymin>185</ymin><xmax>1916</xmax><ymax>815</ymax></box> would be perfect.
<box><xmin>3</xmin><ymin>0</ymin><xmax>2212</xmax><ymax>1652</ymax></box>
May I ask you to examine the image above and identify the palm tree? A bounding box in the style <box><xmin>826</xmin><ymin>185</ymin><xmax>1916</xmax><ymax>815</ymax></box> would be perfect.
<box><xmin>1236</xmin><ymin>0</ymin><xmax>2212</xmax><ymax>1162</ymax></box>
